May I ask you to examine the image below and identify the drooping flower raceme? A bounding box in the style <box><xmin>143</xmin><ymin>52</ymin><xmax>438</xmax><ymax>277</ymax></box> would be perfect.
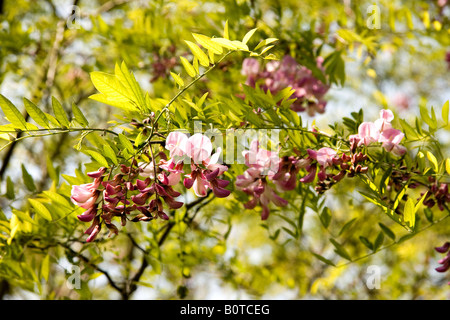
<box><xmin>236</xmin><ymin>140</ymin><xmax>290</xmax><ymax>220</ymax></box>
<box><xmin>241</xmin><ymin>55</ymin><xmax>330</xmax><ymax>116</ymax></box>
<box><xmin>70</xmin><ymin>131</ymin><xmax>231</xmax><ymax>242</ymax></box>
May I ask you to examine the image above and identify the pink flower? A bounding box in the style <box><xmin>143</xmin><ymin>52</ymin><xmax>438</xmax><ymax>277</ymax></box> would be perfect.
<box><xmin>236</xmin><ymin>169</ymin><xmax>288</xmax><ymax>220</ymax></box>
<box><xmin>182</xmin><ymin>140</ymin><xmax>230</xmax><ymax>198</ymax></box>
<box><xmin>243</xmin><ymin>140</ymin><xmax>280</xmax><ymax>177</ymax></box>
<box><xmin>434</xmin><ymin>241</ymin><xmax>450</xmax><ymax>283</ymax></box>
<box><xmin>185</xmin><ymin>133</ymin><xmax>213</xmax><ymax>164</ymax></box>
<box><xmin>241</xmin><ymin>58</ymin><xmax>260</xmax><ymax>78</ymax></box>
<box><xmin>379</xmin><ymin>128</ymin><xmax>407</xmax><ymax>156</ymax></box>
<box><xmin>242</xmin><ymin>55</ymin><xmax>330</xmax><ymax>116</ymax></box>
<box><xmin>349</xmin><ymin>109</ymin><xmax>406</xmax><ymax>156</ymax></box>
<box><xmin>308</xmin><ymin>147</ymin><xmax>337</xmax><ymax>168</ymax></box>
<box><xmin>349</xmin><ymin>122</ymin><xmax>379</xmax><ymax>147</ymax></box>
<box><xmin>71</xmin><ymin>179</ymin><xmax>101</xmax><ymax>209</ymax></box>
<box><xmin>165</xmin><ymin>131</ymin><xmax>188</xmax><ymax>158</ymax></box>
<box><xmin>159</xmin><ymin>158</ymin><xmax>184</xmax><ymax>186</ymax></box>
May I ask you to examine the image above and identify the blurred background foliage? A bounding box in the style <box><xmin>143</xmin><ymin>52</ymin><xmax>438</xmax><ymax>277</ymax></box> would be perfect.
<box><xmin>0</xmin><ymin>0</ymin><xmax>449</xmax><ymax>299</ymax></box>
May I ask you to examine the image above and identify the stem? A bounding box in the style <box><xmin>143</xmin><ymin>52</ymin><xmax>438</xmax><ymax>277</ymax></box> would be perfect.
<box><xmin>0</xmin><ymin>128</ymin><xmax>118</xmax><ymax>152</ymax></box>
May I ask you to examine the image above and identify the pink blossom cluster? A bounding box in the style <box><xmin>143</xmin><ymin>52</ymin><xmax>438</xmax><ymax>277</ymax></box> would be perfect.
<box><xmin>70</xmin><ymin>132</ymin><xmax>231</xmax><ymax>241</ymax></box>
<box><xmin>241</xmin><ymin>55</ymin><xmax>330</xmax><ymax>116</ymax></box>
<box><xmin>349</xmin><ymin>109</ymin><xmax>407</xmax><ymax>157</ymax></box>
<box><xmin>163</xmin><ymin>132</ymin><xmax>231</xmax><ymax>198</ymax></box>
<box><xmin>435</xmin><ymin>242</ymin><xmax>450</xmax><ymax>284</ymax></box>
<box><xmin>236</xmin><ymin>140</ymin><xmax>300</xmax><ymax>220</ymax></box>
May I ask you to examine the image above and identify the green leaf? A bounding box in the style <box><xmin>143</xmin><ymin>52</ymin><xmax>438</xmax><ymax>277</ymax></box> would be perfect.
<box><xmin>378</xmin><ymin>223</ymin><xmax>395</xmax><ymax>240</ymax></box>
<box><xmin>103</xmin><ymin>144</ymin><xmax>118</xmax><ymax>165</ymax></box>
<box><xmin>29</xmin><ymin>199</ymin><xmax>52</xmax><ymax>221</ymax></box>
<box><xmin>170</xmin><ymin>72</ymin><xmax>184</xmax><ymax>87</ymax></box>
<box><xmin>223</xmin><ymin>20</ymin><xmax>229</xmax><ymax>40</ymax></box>
<box><xmin>282</xmin><ymin>226</ymin><xmax>298</xmax><ymax>239</ymax></box>
<box><xmin>23</xmin><ymin>98</ymin><xmax>49</xmax><ymax>129</ymax></box>
<box><xmin>399</xmin><ymin>119</ymin><xmax>418</xmax><ymax>139</ymax></box>
<box><xmin>426</xmin><ymin>151</ymin><xmax>439</xmax><ymax>172</ymax></box>
<box><xmin>0</xmin><ymin>94</ymin><xmax>27</xmax><ymax>130</ymax></box>
<box><xmin>403</xmin><ymin>198</ymin><xmax>415</xmax><ymax>228</ymax></box>
<box><xmin>179</xmin><ymin>56</ymin><xmax>197</xmax><ymax>78</ymax></box>
<box><xmin>192</xmin><ymin>33</ymin><xmax>223</xmax><ymax>55</ymax></box>
<box><xmin>320</xmin><ymin>207</ymin><xmax>332</xmax><ymax>229</ymax></box>
<box><xmin>329</xmin><ymin>238</ymin><xmax>352</xmax><ymax>261</ymax></box>
<box><xmin>211</xmin><ymin>37</ymin><xmax>238</xmax><ymax>50</ymax></box>
<box><xmin>134</xmin><ymin>131</ymin><xmax>146</xmax><ymax>148</ymax></box>
<box><xmin>359</xmin><ymin>236</ymin><xmax>373</xmax><ymax>250</ymax></box>
<box><xmin>311</xmin><ymin>252</ymin><xmax>335</xmax><ymax>267</ymax></box>
<box><xmin>21</xmin><ymin>164</ymin><xmax>36</xmax><ymax>192</ymax></box>
<box><xmin>338</xmin><ymin>218</ymin><xmax>357</xmax><ymax>236</ymax></box>
<box><xmin>373</xmin><ymin>232</ymin><xmax>385</xmax><ymax>251</ymax></box>
<box><xmin>5</xmin><ymin>176</ymin><xmax>15</xmax><ymax>200</ymax></box>
<box><xmin>446</xmin><ymin>158</ymin><xmax>450</xmax><ymax>175</ymax></box>
<box><xmin>242</xmin><ymin>28</ymin><xmax>257</xmax><ymax>45</ymax></box>
<box><xmin>420</xmin><ymin>105</ymin><xmax>436</xmax><ymax>129</ymax></box>
<box><xmin>90</xmin><ymin>71</ymin><xmax>138</xmax><ymax>112</ymax></box>
<box><xmin>185</xmin><ymin>40</ymin><xmax>210</xmax><ymax>67</ymax></box>
<box><xmin>40</xmin><ymin>254</ymin><xmax>50</xmax><ymax>282</ymax></box>
<box><xmin>86</xmin><ymin>150</ymin><xmax>109</xmax><ymax>167</ymax></box>
<box><xmin>442</xmin><ymin>100</ymin><xmax>449</xmax><ymax>126</ymax></box>
<box><xmin>11</xmin><ymin>208</ymin><xmax>36</xmax><ymax>225</ymax></box>
<box><xmin>116</xmin><ymin>62</ymin><xmax>146</xmax><ymax>110</ymax></box>
<box><xmin>118</xmin><ymin>133</ymin><xmax>134</xmax><ymax>155</ymax></box>
<box><xmin>42</xmin><ymin>191</ymin><xmax>72</xmax><ymax>209</ymax></box>
<box><xmin>51</xmin><ymin>97</ymin><xmax>70</xmax><ymax>128</ymax></box>
<box><xmin>254</xmin><ymin>38</ymin><xmax>278</xmax><ymax>51</ymax></box>
<box><xmin>72</xmin><ymin>103</ymin><xmax>89</xmax><ymax>127</ymax></box>
<box><xmin>424</xmin><ymin>208</ymin><xmax>434</xmax><ymax>223</ymax></box>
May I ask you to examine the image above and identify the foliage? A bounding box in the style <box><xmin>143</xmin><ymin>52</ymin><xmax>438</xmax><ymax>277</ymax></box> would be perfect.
<box><xmin>0</xmin><ymin>0</ymin><xmax>449</xmax><ymax>300</ymax></box>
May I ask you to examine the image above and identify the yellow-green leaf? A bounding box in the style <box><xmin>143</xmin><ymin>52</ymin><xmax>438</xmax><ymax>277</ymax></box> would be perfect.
<box><xmin>211</xmin><ymin>37</ymin><xmax>237</xmax><ymax>50</ymax></box>
<box><xmin>51</xmin><ymin>96</ymin><xmax>70</xmax><ymax>128</ymax></box>
<box><xmin>185</xmin><ymin>40</ymin><xmax>210</xmax><ymax>67</ymax></box>
<box><xmin>403</xmin><ymin>198</ymin><xmax>415</xmax><ymax>228</ymax></box>
<box><xmin>86</xmin><ymin>150</ymin><xmax>109</xmax><ymax>167</ymax></box>
<box><xmin>192</xmin><ymin>33</ymin><xmax>223</xmax><ymax>55</ymax></box>
<box><xmin>72</xmin><ymin>103</ymin><xmax>89</xmax><ymax>127</ymax></box>
<box><xmin>0</xmin><ymin>94</ymin><xmax>27</xmax><ymax>130</ymax></box>
<box><xmin>223</xmin><ymin>20</ymin><xmax>229</xmax><ymax>39</ymax></box>
<box><xmin>242</xmin><ymin>28</ymin><xmax>257</xmax><ymax>45</ymax></box>
<box><xmin>442</xmin><ymin>100</ymin><xmax>449</xmax><ymax>126</ymax></box>
<box><xmin>29</xmin><ymin>199</ymin><xmax>52</xmax><ymax>221</ymax></box>
<box><xmin>40</xmin><ymin>254</ymin><xmax>50</xmax><ymax>282</ymax></box>
<box><xmin>23</xmin><ymin>98</ymin><xmax>50</xmax><ymax>129</ymax></box>
<box><xmin>179</xmin><ymin>56</ymin><xmax>196</xmax><ymax>78</ymax></box>
<box><xmin>426</xmin><ymin>151</ymin><xmax>439</xmax><ymax>172</ymax></box>
<box><xmin>170</xmin><ymin>72</ymin><xmax>184</xmax><ymax>87</ymax></box>
<box><xmin>446</xmin><ymin>158</ymin><xmax>450</xmax><ymax>175</ymax></box>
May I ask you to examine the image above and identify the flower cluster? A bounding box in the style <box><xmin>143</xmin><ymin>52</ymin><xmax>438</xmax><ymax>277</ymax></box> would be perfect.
<box><xmin>164</xmin><ymin>132</ymin><xmax>231</xmax><ymax>198</ymax></box>
<box><xmin>422</xmin><ymin>180</ymin><xmax>450</xmax><ymax>212</ymax></box>
<box><xmin>349</xmin><ymin>109</ymin><xmax>407</xmax><ymax>157</ymax></box>
<box><xmin>435</xmin><ymin>242</ymin><xmax>450</xmax><ymax>284</ymax></box>
<box><xmin>241</xmin><ymin>55</ymin><xmax>330</xmax><ymax>116</ymax></box>
<box><xmin>70</xmin><ymin>132</ymin><xmax>231</xmax><ymax>241</ymax></box>
<box><xmin>298</xmin><ymin>147</ymin><xmax>369</xmax><ymax>194</ymax></box>
<box><xmin>235</xmin><ymin>140</ymin><xmax>290</xmax><ymax>220</ymax></box>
